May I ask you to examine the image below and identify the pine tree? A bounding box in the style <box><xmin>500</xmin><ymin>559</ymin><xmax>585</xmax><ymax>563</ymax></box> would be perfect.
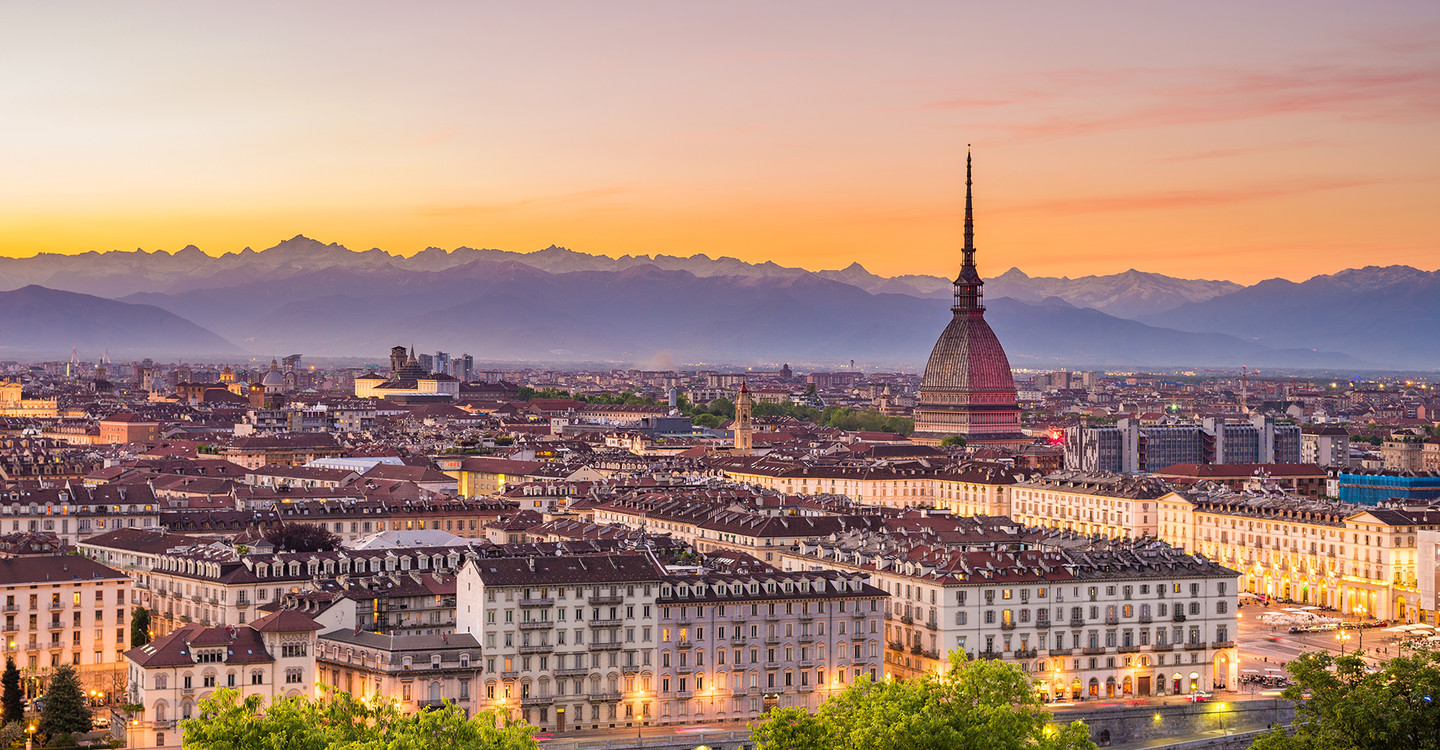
<box><xmin>130</xmin><ymin>608</ymin><xmax>151</xmax><ymax>648</ymax></box>
<box><xmin>37</xmin><ymin>664</ymin><xmax>90</xmax><ymax>740</ymax></box>
<box><xmin>1</xmin><ymin>657</ymin><xmax>22</xmax><ymax>725</ymax></box>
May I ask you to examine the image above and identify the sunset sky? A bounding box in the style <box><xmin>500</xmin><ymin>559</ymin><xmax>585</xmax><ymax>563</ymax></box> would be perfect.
<box><xmin>2</xmin><ymin>2</ymin><xmax>1437</xmax><ymax>284</ymax></box>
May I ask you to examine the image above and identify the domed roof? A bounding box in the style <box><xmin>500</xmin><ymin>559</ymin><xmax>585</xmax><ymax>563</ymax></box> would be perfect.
<box><xmin>920</xmin><ymin>312</ymin><xmax>1016</xmax><ymax>393</ymax></box>
<box><xmin>261</xmin><ymin>360</ymin><xmax>285</xmax><ymax>387</ymax></box>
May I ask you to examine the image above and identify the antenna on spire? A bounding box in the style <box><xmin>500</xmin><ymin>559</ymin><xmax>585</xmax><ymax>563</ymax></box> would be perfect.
<box><xmin>964</xmin><ymin>145</ymin><xmax>974</xmax><ymax>263</ymax></box>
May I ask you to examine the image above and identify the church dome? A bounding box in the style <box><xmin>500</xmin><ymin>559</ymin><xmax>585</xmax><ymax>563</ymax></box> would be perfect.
<box><xmin>911</xmin><ymin>150</ymin><xmax>1023</xmax><ymax>446</ymax></box>
<box><xmin>920</xmin><ymin>313</ymin><xmax>1017</xmax><ymax>393</ymax></box>
<box><xmin>261</xmin><ymin>360</ymin><xmax>286</xmax><ymax>388</ymax></box>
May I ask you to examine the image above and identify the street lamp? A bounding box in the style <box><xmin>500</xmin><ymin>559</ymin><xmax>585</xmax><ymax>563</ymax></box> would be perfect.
<box><xmin>1355</xmin><ymin>605</ymin><xmax>1367</xmax><ymax>652</ymax></box>
<box><xmin>25</xmin><ymin>725</ymin><xmax>34</xmax><ymax>750</ymax></box>
<box><xmin>635</xmin><ymin>688</ymin><xmax>646</xmax><ymax>748</ymax></box>
<box><xmin>1335</xmin><ymin>630</ymin><xmax>1351</xmax><ymax>654</ymax></box>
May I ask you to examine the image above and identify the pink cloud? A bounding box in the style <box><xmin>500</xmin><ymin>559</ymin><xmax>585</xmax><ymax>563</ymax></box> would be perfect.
<box><xmin>996</xmin><ymin>177</ymin><xmax>1372</xmax><ymax>216</ymax></box>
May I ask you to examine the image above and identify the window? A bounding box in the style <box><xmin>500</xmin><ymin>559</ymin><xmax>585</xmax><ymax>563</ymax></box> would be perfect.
<box><xmin>285</xmin><ymin>668</ymin><xmax>303</xmax><ymax>684</ymax></box>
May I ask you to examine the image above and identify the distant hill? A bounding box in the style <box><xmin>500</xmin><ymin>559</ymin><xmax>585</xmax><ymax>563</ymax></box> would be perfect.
<box><xmin>0</xmin><ymin>286</ymin><xmax>235</xmax><ymax>357</ymax></box>
<box><xmin>119</xmin><ymin>262</ymin><xmax>1363</xmax><ymax>369</ymax></box>
<box><xmin>3</xmin><ymin>237</ymin><xmax>1432</xmax><ymax>368</ymax></box>
<box><xmin>0</xmin><ymin>236</ymin><xmax>1241</xmax><ymax>318</ymax></box>
<box><xmin>1140</xmin><ymin>266</ymin><xmax>1440</xmax><ymax>369</ymax></box>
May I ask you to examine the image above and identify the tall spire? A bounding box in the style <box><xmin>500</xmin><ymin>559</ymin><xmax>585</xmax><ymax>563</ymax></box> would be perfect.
<box><xmin>952</xmin><ymin>145</ymin><xmax>984</xmax><ymax>313</ymax></box>
<box><xmin>963</xmin><ymin>146</ymin><xmax>975</xmax><ymax>267</ymax></box>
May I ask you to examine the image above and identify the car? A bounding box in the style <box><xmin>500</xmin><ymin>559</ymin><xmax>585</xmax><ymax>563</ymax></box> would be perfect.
<box><xmin>1188</xmin><ymin>692</ymin><xmax>1213</xmax><ymax>703</ymax></box>
<box><xmin>92</xmin><ymin>716</ymin><xmax>110</xmax><ymax>730</ymax></box>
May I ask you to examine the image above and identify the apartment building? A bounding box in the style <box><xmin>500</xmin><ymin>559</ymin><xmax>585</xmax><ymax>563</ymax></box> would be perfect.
<box><xmin>316</xmin><ymin>630</ymin><xmax>482</xmax><ymax>714</ymax></box>
<box><xmin>147</xmin><ymin>545</ymin><xmax>475</xmax><ymax>636</ymax></box>
<box><xmin>0</xmin><ymin>484</ymin><xmax>160</xmax><ymax>547</ymax></box>
<box><xmin>652</xmin><ymin>570</ymin><xmax>885</xmax><ymax>724</ymax></box>
<box><xmin>124</xmin><ymin>610</ymin><xmax>321</xmax><ymax>750</ymax></box>
<box><xmin>1009</xmin><ymin>473</ymin><xmax>1171</xmax><ymax>539</ymax></box>
<box><xmin>782</xmin><ymin>533</ymin><xmax>1239</xmax><ymax>700</ymax></box>
<box><xmin>714</xmin><ymin>457</ymin><xmax>1035</xmax><ymax>512</ymax></box>
<box><xmin>1161</xmin><ymin>491</ymin><xmax>1440</xmax><ymax>622</ymax></box>
<box><xmin>455</xmin><ymin>552</ymin><xmax>665</xmax><ymax>733</ymax></box>
<box><xmin>0</xmin><ymin>556</ymin><xmax>132</xmax><ymax>699</ymax></box>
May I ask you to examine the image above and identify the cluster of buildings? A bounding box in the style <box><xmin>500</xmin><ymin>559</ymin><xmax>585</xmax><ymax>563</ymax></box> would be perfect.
<box><xmin>0</xmin><ymin>154</ymin><xmax>1433</xmax><ymax>750</ymax></box>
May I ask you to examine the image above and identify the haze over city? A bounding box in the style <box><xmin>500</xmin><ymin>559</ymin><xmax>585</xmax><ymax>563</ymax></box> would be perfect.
<box><xmin>4</xmin><ymin>1</ymin><xmax>1438</xmax><ymax>283</ymax></box>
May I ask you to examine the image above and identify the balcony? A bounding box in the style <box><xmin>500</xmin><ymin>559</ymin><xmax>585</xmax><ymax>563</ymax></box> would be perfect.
<box><xmin>677</xmin><ymin>639</ymin><xmax>691</xmax><ymax>649</ymax></box>
<box><xmin>501</xmin><ymin>670</ymin><xmax>519</xmax><ymax>679</ymax></box>
<box><xmin>925</xmin><ymin>620</ymin><xmax>939</xmax><ymax>631</ymax></box>
<box><xmin>587</xmin><ymin>691</ymin><xmax>622</xmax><ymax>703</ymax></box>
<box><xmin>798</xmin><ymin>659</ymin><xmax>816</xmax><ymax>669</ymax></box>
<box><xmin>1047</xmin><ymin>648</ymin><xmax>1072</xmax><ymax>656</ymax></box>
<box><xmin>1172</xmin><ymin>613</ymin><xmax>1187</xmax><ymax>623</ymax></box>
<box><xmin>677</xmin><ymin>690</ymin><xmax>693</xmax><ymax>700</ymax></box>
<box><xmin>977</xmin><ymin>650</ymin><xmax>1003</xmax><ymax>660</ymax></box>
<box><xmin>519</xmin><ymin>621</ymin><xmax>554</xmax><ymax>630</ymax></box>
<box><xmin>1184</xmin><ymin>642</ymin><xmax>1207</xmax><ymax>651</ymax></box>
<box><xmin>1</xmin><ymin>605</ymin><xmax>16</xmax><ymax>613</ymax></box>
<box><xmin>1152</xmin><ymin>644</ymin><xmax>1174</xmax><ymax>652</ymax></box>
<box><xmin>1138</xmin><ymin>614</ymin><xmax>1152</xmax><ymax>624</ymax></box>
<box><xmin>1118</xmin><ymin>645</ymin><xmax>1141</xmax><ymax>654</ymax></box>
<box><xmin>590</xmin><ymin>595</ymin><xmax>623</xmax><ymax>606</ymax></box>
<box><xmin>765</xmin><ymin>612</ymin><xmax>781</xmax><ymax>622</ymax></box>
<box><xmin>1000</xmin><ymin>622</ymin><xmax>1016</xmax><ymax>631</ymax></box>
<box><xmin>1211</xmin><ymin>640</ymin><xmax>1236</xmax><ymax>649</ymax></box>
<box><xmin>730</xmin><ymin>636</ymin><xmax>747</xmax><ymax>647</ymax></box>
<box><xmin>48</xmin><ymin>602</ymin><xmax>65</xmax><ymax>610</ymax></box>
<box><xmin>520</xmin><ymin>696</ymin><xmax>554</xmax><ymax>707</ymax></box>
<box><xmin>591</xmin><ymin>642</ymin><xmax>623</xmax><ymax>651</ymax></box>
<box><xmin>798</xmin><ymin>613</ymin><xmax>813</xmax><ymax>622</ymax></box>
<box><xmin>588</xmin><ymin>618</ymin><xmax>623</xmax><ymax>628</ymax></box>
<box><xmin>1082</xmin><ymin>647</ymin><xmax>1107</xmax><ymax>655</ymax></box>
<box><xmin>152</xmin><ymin>719</ymin><xmax>176</xmax><ymax>730</ymax></box>
<box><xmin>798</xmin><ymin>684</ymin><xmax>815</xmax><ymax>692</ymax></box>
<box><xmin>900</xmin><ymin>615</ymin><xmax>914</xmax><ymax>625</ymax></box>
<box><xmin>1012</xmin><ymin>649</ymin><xmax>1037</xmax><ymax>659</ymax></box>
<box><xmin>555</xmin><ymin>666</ymin><xmax>589</xmax><ymax>677</ymax></box>
<box><xmin>1104</xmin><ymin>616</ymin><xmax>1120</xmax><ymax>626</ymax></box>
<box><xmin>797</xmin><ymin>634</ymin><xmax>815</xmax><ymax>644</ymax></box>
<box><xmin>519</xmin><ymin>643</ymin><xmax>552</xmax><ymax>654</ymax></box>
<box><xmin>764</xmin><ymin>636</ymin><xmax>781</xmax><ymax>646</ymax></box>
<box><xmin>519</xmin><ymin>597</ymin><xmax>554</xmax><ymax>608</ymax></box>
<box><xmin>1034</xmin><ymin>618</ymin><xmax>1051</xmax><ymax>629</ymax></box>
<box><xmin>1069</xmin><ymin>617</ymin><xmax>1084</xmax><ymax>627</ymax></box>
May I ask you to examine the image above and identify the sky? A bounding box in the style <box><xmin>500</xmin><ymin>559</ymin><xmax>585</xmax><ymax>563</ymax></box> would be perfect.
<box><xmin>1</xmin><ymin>2</ymin><xmax>1437</xmax><ymax>284</ymax></box>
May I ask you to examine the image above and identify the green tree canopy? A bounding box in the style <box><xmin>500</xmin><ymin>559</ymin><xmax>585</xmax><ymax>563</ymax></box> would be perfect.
<box><xmin>130</xmin><ymin>608</ymin><xmax>152</xmax><ymax>648</ymax></box>
<box><xmin>939</xmin><ymin>435</ymin><xmax>967</xmax><ymax>448</ymax></box>
<box><xmin>182</xmin><ymin>689</ymin><xmax>539</xmax><ymax>750</ymax></box>
<box><xmin>262</xmin><ymin>522</ymin><xmax>342</xmax><ymax>552</ymax></box>
<box><xmin>752</xmin><ymin>653</ymin><xmax>1094</xmax><ymax>750</ymax></box>
<box><xmin>1</xmin><ymin>658</ymin><xmax>22</xmax><ymax>725</ymax></box>
<box><xmin>37</xmin><ymin>664</ymin><xmax>90</xmax><ymax>740</ymax></box>
<box><xmin>1251</xmin><ymin>647</ymin><xmax>1440</xmax><ymax>750</ymax></box>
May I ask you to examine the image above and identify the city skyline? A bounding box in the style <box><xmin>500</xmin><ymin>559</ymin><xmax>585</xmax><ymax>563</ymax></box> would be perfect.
<box><xmin>3</xmin><ymin>2</ymin><xmax>1437</xmax><ymax>284</ymax></box>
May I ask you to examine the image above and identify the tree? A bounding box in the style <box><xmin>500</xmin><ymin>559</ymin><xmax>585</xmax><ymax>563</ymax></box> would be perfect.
<box><xmin>37</xmin><ymin>664</ymin><xmax>90</xmax><ymax>740</ymax></box>
<box><xmin>130</xmin><ymin>608</ymin><xmax>152</xmax><ymax>648</ymax></box>
<box><xmin>692</xmin><ymin>413</ymin><xmax>722</xmax><ymax>429</ymax></box>
<box><xmin>1</xmin><ymin>658</ymin><xmax>22</xmax><ymax>726</ymax></box>
<box><xmin>182</xmin><ymin>689</ymin><xmax>539</xmax><ymax>750</ymax></box>
<box><xmin>262</xmin><ymin>522</ymin><xmax>341</xmax><ymax>552</ymax></box>
<box><xmin>940</xmin><ymin>435</ymin><xmax>967</xmax><ymax>448</ymax></box>
<box><xmin>1251</xmin><ymin>647</ymin><xmax>1440</xmax><ymax>750</ymax></box>
<box><xmin>752</xmin><ymin>653</ymin><xmax>1094</xmax><ymax>750</ymax></box>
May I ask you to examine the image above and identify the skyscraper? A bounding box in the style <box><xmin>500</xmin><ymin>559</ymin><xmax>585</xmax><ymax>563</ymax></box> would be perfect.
<box><xmin>911</xmin><ymin>151</ymin><xmax>1025</xmax><ymax>447</ymax></box>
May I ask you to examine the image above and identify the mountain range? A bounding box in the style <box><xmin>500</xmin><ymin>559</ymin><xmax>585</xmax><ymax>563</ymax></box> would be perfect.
<box><xmin>0</xmin><ymin>236</ymin><xmax>1433</xmax><ymax>369</ymax></box>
